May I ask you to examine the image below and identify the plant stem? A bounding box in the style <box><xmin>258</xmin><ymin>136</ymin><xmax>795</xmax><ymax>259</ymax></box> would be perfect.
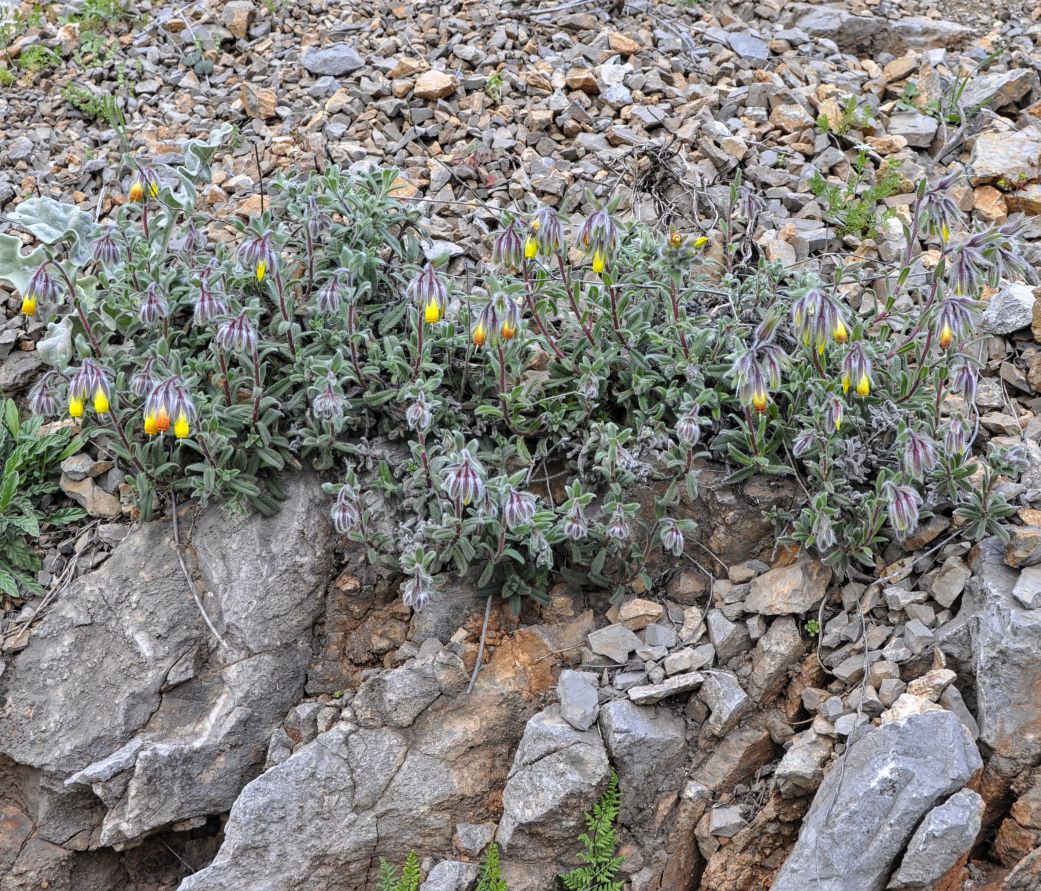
<box><xmin>215</xmin><ymin>347</ymin><xmax>232</xmax><ymax>405</ymax></box>
<box><xmin>251</xmin><ymin>344</ymin><xmax>263</xmax><ymax>425</ymax></box>
<box><xmin>556</xmin><ymin>252</ymin><xmax>596</xmax><ymax>347</ymax></box>
<box><xmin>272</xmin><ymin>266</ymin><xmax>297</xmax><ymax>357</ymax></box>
<box><xmin>522</xmin><ymin>264</ymin><xmax>565</xmax><ymax>359</ymax></box>
<box><xmin>413</xmin><ymin>311</ymin><xmax>425</xmax><ymax>372</ymax></box>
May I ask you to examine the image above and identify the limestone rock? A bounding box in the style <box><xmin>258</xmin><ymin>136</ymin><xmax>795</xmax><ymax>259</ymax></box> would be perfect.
<box><xmin>745</xmin><ymin>559</ymin><xmax>831</xmax><ymax>615</ymax></box>
<box><xmin>772</xmin><ymin>712</ymin><xmax>982</xmax><ymax>891</ymax></box>
<box><xmin>415</xmin><ymin>71</ymin><xmax>458</xmax><ymax>100</ymax></box>
<box><xmin>497</xmin><ymin>706</ymin><xmax>610</xmax><ymax>891</ymax></box>
<box><xmin>887</xmin><ymin>789</ymin><xmax>984</xmax><ymax>889</ymax></box>
<box><xmin>302</xmin><ymin>44</ymin><xmax>364</xmax><ymax>77</ymax></box>
<box><xmin>557</xmin><ymin>670</ymin><xmax>599</xmax><ymax>732</ymax></box>
<box><xmin>598</xmin><ymin>700</ymin><xmax>685</xmax><ymax>817</ymax></box>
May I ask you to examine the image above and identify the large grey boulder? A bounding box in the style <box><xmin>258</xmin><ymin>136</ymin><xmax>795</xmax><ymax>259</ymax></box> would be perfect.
<box><xmin>180</xmin><ymin>650</ymin><xmax>529</xmax><ymax>891</ymax></box>
<box><xmin>598</xmin><ymin>699</ymin><xmax>686</xmax><ymax>818</ymax></box>
<box><xmin>497</xmin><ymin>706</ymin><xmax>610</xmax><ymax>891</ymax></box>
<box><xmin>887</xmin><ymin>789</ymin><xmax>984</xmax><ymax>889</ymax></box>
<box><xmin>772</xmin><ymin>711</ymin><xmax>982</xmax><ymax>891</ymax></box>
<box><xmin>945</xmin><ymin>538</ymin><xmax>1041</xmax><ymax>770</ymax></box>
<box><xmin>0</xmin><ymin>475</ymin><xmax>335</xmax><ymax>859</ymax></box>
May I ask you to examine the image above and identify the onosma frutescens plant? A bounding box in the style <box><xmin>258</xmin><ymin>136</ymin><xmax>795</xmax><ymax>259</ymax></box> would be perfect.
<box><xmin>0</xmin><ymin>127</ymin><xmax>1023</xmax><ymax>610</ymax></box>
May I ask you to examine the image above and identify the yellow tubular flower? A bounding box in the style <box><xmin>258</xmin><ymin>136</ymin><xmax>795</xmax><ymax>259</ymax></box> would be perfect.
<box><xmin>424</xmin><ymin>299</ymin><xmax>441</xmax><ymax>324</ymax></box>
<box><xmin>129</xmin><ymin>181</ymin><xmax>144</xmax><ymax>203</ymax></box>
<box><xmin>144</xmin><ymin>413</ymin><xmax>159</xmax><ymax>436</ymax></box>
<box><xmin>472</xmin><ymin>323</ymin><xmax>487</xmax><ymax>347</ymax></box>
<box><xmin>752</xmin><ymin>390</ymin><xmax>768</xmax><ymax>413</ymax></box>
<box><xmin>856</xmin><ymin>373</ymin><xmax>871</xmax><ymax>397</ymax></box>
<box><xmin>174</xmin><ymin>412</ymin><xmax>190</xmax><ymax>439</ymax></box>
<box><xmin>69</xmin><ymin>396</ymin><xmax>84</xmax><ymax>418</ymax></box>
<box><xmin>817</xmin><ymin>339</ymin><xmax>826</xmax><ymax>357</ymax></box>
<box><xmin>842</xmin><ymin>374</ymin><xmax>851</xmax><ymax>394</ymax></box>
<box><xmin>941</xmin><ymin>224</ymin><xmax>950</xmax><ymax>242</ymax></box>
<box><xmin>501</xmin><ymin>321</ymin><xmax>516</xmax><ymax>341</ymax></box>
<box><xmin>693</xmin><ymin>236</ymin><xmax>709</xmax><ymax>249</ymax></box>
<box><xmin>669</xmin><ymin>231</ymin><xmax>683</xmax><ymax>249</ymax></box>
<box><xmin>524</xmin><ymin>236</ymin><xmax>538</xmax><ymax>259</ymax></box>
<box><xmin>156</xmin><ymin>407</ymin><xmax>171</xmax><ymax>434</ymax></box>
<box><xmin>939</xmin><ymin>323</ymin><xmax>954</xmax><ymax>350</ymax></box>
<box><xmin>833</xmin><ymin>319</ymin><xmax>848</xmax><ymax>344</ymax></box>
<box><xmin>256</xmin><ymin>260</ymin><xmax>266</xmax><ymax>283</ymax></box>
<box><xmin>93</xmin><ymin>388</ymin><xmax>109</xmax><ymax>415</ymax></box>
<box><xmin>592</xmin><ymin>249</ymin><xmax>605</xmax><ymax>274</ymax></box>
<box><xmin>149</xmin><ymin>181</ymin><xmax>159</xmax><ymax>199</ymax></box>
<box><xmin>20</xmin><ymin>294</ymin><xmax>36</xmax><ymax>316</ymax></box>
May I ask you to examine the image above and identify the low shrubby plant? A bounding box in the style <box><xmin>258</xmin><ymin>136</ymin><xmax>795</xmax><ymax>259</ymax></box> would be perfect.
<box><xmin>0</xmin><ymin>126</ymin><xmax>1023</xmax><ymax>609</ymax></box>
<box><xmin>0</xmin><ymin>399</ymin><xmax>85</xmax><ymax>598</ymax></box>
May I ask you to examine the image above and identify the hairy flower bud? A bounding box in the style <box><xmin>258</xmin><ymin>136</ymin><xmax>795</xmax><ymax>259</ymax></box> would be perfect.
<box><xmin>443</xmin><ymin>447</ymin><xmax>486</xmax><ymax>506</ymax></box>
<box><xmin>903</xmin><ymin>430</ymin><xmax>938</xmax><ymax>480</ymax></box>
<box><xmin>68</xmin><ymin>360</ymin><xmax>111</xmax><ymax>419</ymax></box>
<box><xmin>92</xmin><ymin>231</ymin><xmax>122</xmax><ymax>266</ymax></box>
<box><xmin>503</xmin><ymin>488</ymin><xmax>537</xmax><ymax>530</ymax></box>
<box><xmin>128</xmin><ymin>165</ymin><xmax>159</xmax><ymax>203</ymax></box>
<box><xmin>561</xmin><ymin>502</ymin><xmax>588</xmax><ymax>541</ymax></box>
<box><xmin>331</xmin><ymin>485</ymin><xmax>360</xmax><ymax>533</ymax></box>
<box><xmin>139</xmin><ymin>283</ymin><xmax>170</xmax><ymax>326</ymax></box>
<box><xmin>660</xmin><ymin>518</ymin><xmax>684</xmax><ymax>556</ymax></box>
<box><xmin>21</xmin><ymin>264</ymin><xmax>61</xmax><ymax>317</ymax></box>
<box><xmin>406</xmin><ymin>390</ymin><xmax>433</xmax><ymax>433</ymax></box>
<box><xmin>216</xmin><ymin>310</ymin><xmax>258</xmax><ymax>354</ymax></box>
<box><xmin>312</xmin><ymin>372</ymin><xmax>345</xmax><ymax>420</ymax></box>
<box><xmin>528</xmin><ymin>207</ymin><xmax>564</xmax><ymax>257</ymax></box>
<box><xmin>493</xmin><ymin>222</ymin><xmax>525</xmax><ymax>271</ymax></box>
<box><xmin>885</xmin><ymin>483</ymin><xmax>922</xmax><ymax>538</ymax></box>
<box><xmin>193</xmin><ymin>282</ymin><xmax>228</xmax><ymax>325</ymax></box>
<box><xmin>676</xmin><ymin>408</ymin><xmax>701</xmax><ymax>446</ymax></box>
<box><xmin>605</xmin><ymin>506</ymin><xmax>631</xmax><ymax>543</ymax></box>
<box><xmin>28</xmin><ymin>373</ymin><xmax>60</xmax><ymax>417</ymax></box>
<box><xmin>239</xmin><ymin>232</ymin><xmax>277</xmax><ymax>283</ymax></box>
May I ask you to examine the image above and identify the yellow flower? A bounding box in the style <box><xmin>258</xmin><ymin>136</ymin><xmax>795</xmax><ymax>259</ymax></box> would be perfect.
<box><xmin>941</xmin><ymin>224</ymin><xmax>950</xmax><ymax>242</ymax></box>
<box><xmin>128</xmin><ymin>181</ymin><xmax>144</xmax><ymax>203</ymax></box>
<box><xmin>69</xmin><ymin>396</ymin><xmax>84</xmax><ymax>418</ymax></box>
<box><xmin>842</xmin><ymin>373</ymin><xmax>851</xmax><ymax>394</ymax></box>
<box><xmin>501</xmin><ymin>320</ymin><xmax>516</xmax><ymax>341</ymax></box>
<box><xmin>156</xmin><ymin>407</ymin><xmax>171</xmax><ymax>434</ymax></box>
<box><xmin>592</xmin><ymin>249</ymin><xmax>605</xmax><ymax>274</ymax></box>
<box><xmin>524</xmin><ymin>236</ymin><xmax>538</xmax><ymax>259</ymax></box>
<box><xmin>256</xmin><ymin>260</ymin><xmax>266</xmax><ymax>283</ymax></box>
<box><xmin>693</xmin><ymin>236</ymin><xmax>709</xmax><ymax>249</ymax></box>
<box><xmin>174</xmin><ymin>412</ymin><xmax>190</xmax><ymax>439</ymax></box>
<box><xmin>939</xmin><ymin>323</ymin><xmax>953</xmax><ymax>350</ymax></box>
<box><xmin>833</xmin><ymin>319</ymin><xmax>848</xmax><ymax>344</ymax></box>
<box><xmin>424</xmin><ymin>299</ymin><xmax>442</xmax><ymax>324</ymax></box>
<box><xmin>143</xmin><ymin>413</ymin><xmax>159</xmax><ymax>436</ymax></box>
<box><xmin>669</xmin><ymin>231</ymin><xmax>683</xmax><ymax>249</ymax></box>
<box><xmin>856</xmin><ymin>373</ymin><xmax>871</xmax><ymax>397</ymax></box>
<box><xmin>93</xmin><ymin>387</ymin><xmax>109</xmax><ymax>414</ymax></box>
<box><xmin>472</xmin><ymin>323</ymin><xmax>487</xmax><ymax>347</ymax></box>
<box><xmin>752</xmin><ymin>390</ymin><xmax>768</xmax><ymax>413</ymax></box>
<box><xmin>20</xmin><ymin>294</ymin><xmax>36</xmax><ymax>316</ymax></box>
<box><xmin>817</xmin><ymin>339</ymin><xmax>826</xmax><ymax>357</ymax></box>
<box><xmin>531</xmin><ymin>218</ymin><xmax>540</xmax><ymax>232</ymax></box>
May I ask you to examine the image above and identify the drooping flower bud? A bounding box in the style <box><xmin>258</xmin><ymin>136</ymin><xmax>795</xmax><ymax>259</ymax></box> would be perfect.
<box><xmin>92</xmin><ymin>230</ymin><xmax>122</xmax><ymax>266</ymax></box>
<box><xmin>676</xmin><ymin>408</ymin><xmax>701</xmax><ymax>446</ymax></box>
<box><xmin>128</xmin><ymin>165</ymin><xmax>160</xmax><ymax>203</ymax></box>
<box><xmin>903</xmin><ymin>430</ymin><xmax>938</xmax><ymax>480</ymax></box>
<box><xmin>139</xmin><ymin>283</ymin><xmax>170</xmax><ymax>326</ymax></box>
<box><xmin>239</xmin><ymin>232</ymin><xmax>278</xmax><ymax>283</ymax></box>
<box><xmin>406</xmin><ymin>390</ymin><xmax>433</xmax><ymax>433</ymax></box>
<box><xmin>561</xmin><ymin>502</ymin><xmax>588</xmax><ymax>541</ymax></box>
<box><xmin>216</xmin><ymin>310</ymin><xmax>258</xmax><ymax>354</ymax></box>
<box><xmin>660</xmin><ymin>518</ymin><xmax>684</xmax><ymax>556</ymax></box>
<box><xmin>28</xmin><ymin>373</ymin><xmax>60</xmax><ymax>417</ymax></box>
<box><xmin>605</xmin><ymin>506</ymin><xmax>631</xmax><ymax>543</ymax></box>
<box><xmin>193</xmin><ymin>281</ymin><xmax>228</xmax><ymax>325</ymax></box>
<box><xmin>443</xmin><ymin>447</ymin><xmax>486</xmax><ymax>506</ymax></box>
<box><xmin>503</xmin><ymin>488</ymin><xmax>537</xmax><ymax>531</ymax></box>
<box><xmin>68</xmin><ymin>360</ymin><xmax>111</xmax><ymax>419</ymax></box>
<box><xmin>331</xmin><ymin>485</ymin><xmax>360</xmax><ymax>533</ymax></box>
<box><xmin>492</xmin><ymin>222</ymin><xmax>525</xmax><ymax>271</ymax></box>
<box><xmin>406</xmin><ymin>263</ymin><xmax>448</xmax><ymax>325</ymax></box>
<box><xmin>576</xmin><ymin>208</ymin><xmax>620</xmax><ymax>271</ymax></box>
<box><xmin>528</xmin><ymin>207</ymin><xmax>565</xmax><ymax>257</ymax></box>
<box><xmin>885</xmin><ymin>482</ymin><xmax>922</xmax><ymax>538</ymax></box>
<box><xmin>312</xmin><ymin>372</ymin><xmax>345</xmax><ymax>420</ymax></box>
<box><xmin>21</xmin><ymin>265</ymin><xmax>61</xmax><ymax>317</ymax></box>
